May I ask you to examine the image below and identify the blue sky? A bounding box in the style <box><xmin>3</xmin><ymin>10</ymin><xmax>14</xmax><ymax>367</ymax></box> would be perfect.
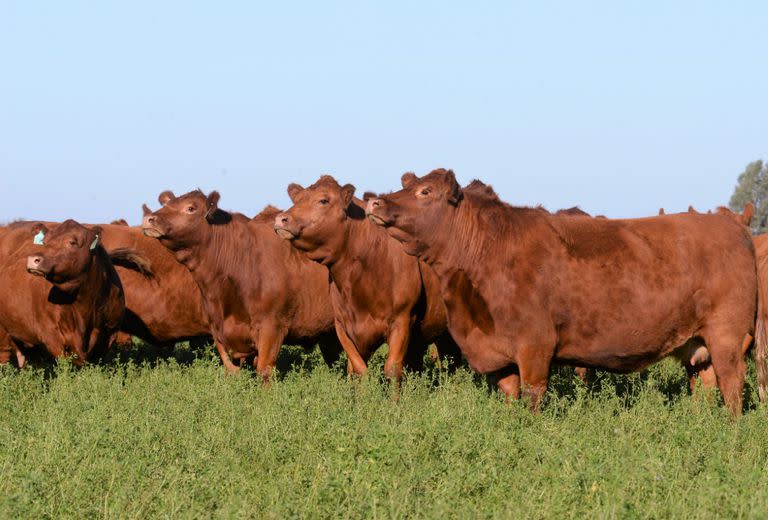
<box><xmin>1</xmin><ymin>1</ymin><xmax>766</xmax><ymax>224</ymax></box>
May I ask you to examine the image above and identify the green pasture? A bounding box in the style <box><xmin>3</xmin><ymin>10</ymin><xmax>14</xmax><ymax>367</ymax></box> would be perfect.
<box><xmin>1</xmin><ymin>343</ymin><xmax>767</xmax><ymax>519</ymax></box>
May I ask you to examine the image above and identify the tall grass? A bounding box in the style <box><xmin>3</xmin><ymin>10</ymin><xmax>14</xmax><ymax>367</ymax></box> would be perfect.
<box><xmin>1</xmin><ymin>344</ymin><xmax>767</xmax><ymax>519</ymax></box>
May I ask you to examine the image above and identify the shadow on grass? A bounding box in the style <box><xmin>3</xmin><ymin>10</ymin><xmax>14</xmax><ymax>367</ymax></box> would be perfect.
<box><xmin>10</xmin><ymin>337</ymin><xmax>762</xmax><ymax>414</ymax></box>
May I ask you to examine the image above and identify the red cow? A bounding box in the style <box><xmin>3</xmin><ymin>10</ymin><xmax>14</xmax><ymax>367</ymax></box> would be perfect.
<box><xmin>0</xmin><ymin>220</ymin><xmax>125</xmax><ymax>365</ymax></box>
<box><xmin>366</xmin><ymin>169</ymin><xmax>765</xmax><ymax>415</ymax></box>
<box><xmin>141</xmin><ymin>190</ymin><xmax>341</xmax><ymax>379</ymax></box>
<box><xmin>2</xmin><ymin>221</ymin><xmax>211</xmax><ymax>349</ymax></box>
<box><xmin>97</xmin><ymin>223</ymin><xmax>211</xmax><ymax>347</ymax></box>
<box><xmin>273</xmin><ymin>175</ymin><xmax>460</xmax><ymax>381</ymax></box>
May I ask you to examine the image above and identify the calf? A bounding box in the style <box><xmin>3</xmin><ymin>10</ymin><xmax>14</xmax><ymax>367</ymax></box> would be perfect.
<box><xmin>273</xmin><ymin>175</ymin><xmax>460</xmax><ymax>381</ymax></box>
<box><xmin>367</xmin><ymin>169</ymin><xmax>765</xmax><ymax>415</ymax></box>
<box><xmin>142</xmin><ymin>190</ymin><xmax>341</xmax><ymax>379</ymax></box>
<box><xmin>0</xmin><ymin>220</ymin><xmax>125</xmax><ymax>365</ymax></box>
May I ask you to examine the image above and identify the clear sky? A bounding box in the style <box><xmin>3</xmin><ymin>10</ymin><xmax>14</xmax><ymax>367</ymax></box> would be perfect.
<box><xmin>1</xmin><ymin>1</ymin><xmax>766</xmax><ymax>224</ymax></box>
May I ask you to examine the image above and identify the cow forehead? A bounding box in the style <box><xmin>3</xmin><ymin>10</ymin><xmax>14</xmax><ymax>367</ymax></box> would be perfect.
<box><xmin>175</xmin><ymin>193</ymin><xmax>206</xmax><ymax>205</ymax></box>
<box><xmin>49</xmin><ymin>222</ymin><xmax>87</xmax><ymax>238</ymax></box>
<box><xmin>297</xmin><ymin>187</ymin><xmax>336</xmax><ymax>203</ymax></box>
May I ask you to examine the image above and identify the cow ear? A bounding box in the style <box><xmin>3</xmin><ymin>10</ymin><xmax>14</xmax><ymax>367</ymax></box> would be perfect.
<box><xmin>340</xmin><ymin>184</ymin><xmax>356</xmax><ymax>207</ymax></box>
<box><xmin>89</xmin><ymin>226</ymin><xmax>102</xmax><ymax>251</ymax></box>
<box><xmin>401</xmin><ymin>173</ymin><xmax>417</xmax><ymax>189</ymax></box>
<box><xmin>287</xmin><ymin>183</ymin><xmax>303</xmax><ymax>203</ymax></box>
<box><xmin>207</xmin><ymin>191</ymin><xmax>220</xmax><ymax>210</ymax></box>
<box><xmin>658</xmin><ymin>208</ymin><xmax>665</xmax><ymax>215</ymax></box>
<box><xmin>158</xmin><ymin>191</ymin><xmax>176</xmax><ymax>206</ymax></box>
<box><xmin>444</xmin><ymin>169</ymin><xmax>463</xmax><ymax>206</ymax></box>
<box><xmin>142</xmin><ymin>204</ymin><xmax>152</xmax><ymax>216</ymax></box>
<box><xmin>32</xmin><ymin>223</ymin><xmax>48</xmax><ymax>245</ymax></box>
<box><xmin>742</xmin><ymin>202</ymin><xmax>756</xmax><ymax>226</ymax></box>
<box><xmin>205</xmin><ymin>191</ymin><xmax>220</xmax><ymax>221</ymax></box>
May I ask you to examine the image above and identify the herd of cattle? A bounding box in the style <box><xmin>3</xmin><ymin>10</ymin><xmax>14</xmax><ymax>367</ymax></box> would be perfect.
<box><xmin>1</xmin><ymin>169</ymin><xmax>766</xmax><ymax>416</ymax></box>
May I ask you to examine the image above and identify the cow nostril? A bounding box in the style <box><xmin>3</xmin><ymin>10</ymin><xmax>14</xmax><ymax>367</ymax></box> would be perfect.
<box><xmin>281</xmin><ymin>217</ymin><xmax>289</xmax><ymax>224</ymax></box>
<box><xmin>33</xmin><ymin>257</ymin><xmax>40</xmax><ymax>265</ymax></box>
<box><xmin>148</xmin><ymin>216</ymin><xmax>155</xmax><ymax>224</ymax></box>
<box><xmin>372</xmin><ymin>200</ymin><xmax>381</xmax><ymax>208</ymax></box>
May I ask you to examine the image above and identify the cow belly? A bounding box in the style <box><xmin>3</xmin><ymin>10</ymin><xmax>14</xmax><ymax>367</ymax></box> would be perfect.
<box><xmin>449</xmin><ymin>328</ymin><xmax>514</xmax><ymax>373</ymax></box>
<box><xmin>554</xmin><ymin>313</ymin><xmax>702</xmax><ymax>372</ymax></box>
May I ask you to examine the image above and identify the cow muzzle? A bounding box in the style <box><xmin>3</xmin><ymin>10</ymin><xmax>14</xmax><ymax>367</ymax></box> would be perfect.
<box><xmin>142</xmin><ymin>215</ymin><xmax>165</xmax><ymax>238</ymax></box>
<box><xmin>26</xmin><ymin>255</ymin><xmax>49</xmax><ymax>277</ymax></box>
<box><xmin>274</xmin><ymin>214</ymin><xmax>297</xmax><ymax>240</ymax></box>
<box><xmin>365</xmin><ymin>198</ymin><xmax>390</xmax><ymax>226</ymax></box>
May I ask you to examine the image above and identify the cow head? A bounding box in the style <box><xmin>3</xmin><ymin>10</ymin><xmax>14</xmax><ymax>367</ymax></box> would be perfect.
<box><xmin>366</xmin><ymin>168</ymin><xmax>462</xmax><ymax>256</ymax></box>
<box><xmin>142</xmin><ymin>189</ymin><xmax>221</xmax><ymax>250</ymax></box>
<box><xmin>274</xmin><ymin>175</ymin><xmax>356</xmax><ymax>264</ymax></box>
<box><xmin>26</xmin><ymin>220</ymin><xmax>103</xmax><ymax>292</ymax></box>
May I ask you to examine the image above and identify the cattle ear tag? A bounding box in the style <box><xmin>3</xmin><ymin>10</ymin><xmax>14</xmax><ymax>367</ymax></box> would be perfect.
<box><xmin>33</xmin><ymin>230</ymin><xmax>45</xmax><ymax>245</ymax></box>
<box><xmin>90</xmin><ymin>235</ymin><xmax>100</xmax><ymax>250</ymax></box>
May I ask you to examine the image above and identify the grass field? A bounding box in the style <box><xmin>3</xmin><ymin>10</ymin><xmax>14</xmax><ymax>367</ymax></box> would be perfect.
<box><xmin>2</xmin><ymin>344</ymin><xmax>768</xmax><ymax>519</ymax></box>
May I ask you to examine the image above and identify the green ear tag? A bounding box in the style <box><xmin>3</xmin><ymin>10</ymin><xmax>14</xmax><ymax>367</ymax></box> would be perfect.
<box><xmin>33</xmin><ymin>230</ymin><xmax>45</xmax><ymax>245</ymax></box>
<box><xmin>90</xmin><ymin>235</ymin><xmax>99</xmax><ymax>250</ymax></box>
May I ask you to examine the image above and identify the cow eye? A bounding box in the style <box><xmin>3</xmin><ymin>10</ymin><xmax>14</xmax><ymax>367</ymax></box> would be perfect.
<box><xmin>186</xmin><ymin>206</ymin><xmax>196</xmax><ymax>213</ymax></box>
<box><xmin>419</xmin><ymin>188</ymin><xmax>431</xmax><ymax>196</ymax></box>
<box><xmin>319</xmin><ymin>198</ymin><xmax>329</xmax><ymax>205</ymax></box>
<box><xmin>68</xmin><ymin>239</ymin><xmax>77</xmax><ymax>247</ymax></box>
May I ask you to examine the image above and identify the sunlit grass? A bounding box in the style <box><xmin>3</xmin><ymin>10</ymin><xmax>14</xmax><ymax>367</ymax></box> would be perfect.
<box><xmin>1</xmin><ymin>343</ymin><xmax>767</xmax><ymax>519</ymax></box>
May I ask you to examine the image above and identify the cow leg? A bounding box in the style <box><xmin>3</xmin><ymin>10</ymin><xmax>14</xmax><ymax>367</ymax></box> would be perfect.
<box><xmin>703</xmin><ymin>328</ymin><xmax>746</xmax><ymax>417</ymax></box>
<box><xmin>573</xmin><ymin>367</ymin><xmax>590</xmax><ymax>382</ymax></box>
<box><xmin>0</xmin><ymin>341</ymin><xmax>11</xmax><ymax>365</ymax></box>
<box><xmin>0</xmin><ymin>330</ymin><xmax>25</xmax><ymax>369</ymax></box>
<box><xmin>66</xmin><ymin>337</ymin><xmax>88</xmax><ymax>366</ymax></box>
<box><xmin>384</xmin><ymin>318</ymin><xmax>412</xmax><ymax>383</ymax></box>
<box><xmin>516</xmin><ymin>341</ymin><xmax>556</xmax><ymax>413</ymax></box>
<box><xmin>213</xmin><ymin>339</ymin><xmax>239</xmax><ymax>374</ymax></box>
<box><xmin>253</xmin><ymin>324</ymin><xmax>286</xmax><ymax>384</ymax></box>
<box><xmin>495</xmin><ymin>365</ymin><xmax>521</xmax><ymax>402</ymax></box>
<box><xmin>697</xmin><ymin>363</ymin><xmax>718</xmax><ymax>401</ymax></box>
<box><xmin>113</xmin><ymin>331</ymin><xmax>134</xmax><ymax>347</ymax></box>
<box><xmin>334</xmin><ymin>319</ymin><xmax>367</xmax><ymax>375</ymax></box>
<box><xmin>14</xmin><ymin>347</ymin><xmax>27</xmax><ymax>369</ymax></box>
<box><xmin>44</xmin><ymin>340</ymin><xmax>66</xmax><ymax>362</ymax></box>
<box><xmin>684</xmin><ymin>363</ymin><xmax>698</xmax><ymax>394</ymax></box>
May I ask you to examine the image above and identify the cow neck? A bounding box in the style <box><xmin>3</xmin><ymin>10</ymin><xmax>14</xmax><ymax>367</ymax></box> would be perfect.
<box><xmin>418</xmin><ymin>200</ymin><xmax>501</xmax><ymax>280</ymax></box>
<box><xmin>174</xmin><ymin>218</ymin><xmax>255</xmax><ymax>288</ymax></box>
<box><xmin>57</xmin><ymin>247</ymin><xmax>112</xmax><ymax>315</ymax></box>
<box><xmin>425</xmin><ymin>200</ymin><xmax>553</xmax><ymax>284</ymax></box>
<box><xmin>413</xmin><ymin>211</ymin><xmax>457</xmax><ymax>273</ymax></box>
<box><xmin>325</xmin><ymin>216</ymin><xmax>380</xmax><ymax>284</ymax></box>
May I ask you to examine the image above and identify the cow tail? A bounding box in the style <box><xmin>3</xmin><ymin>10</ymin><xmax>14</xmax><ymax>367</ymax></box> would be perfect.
<box><xmin>755</xmin><ymin>255</ymin><xmax>768</xmax><ymax>402</ymax></box>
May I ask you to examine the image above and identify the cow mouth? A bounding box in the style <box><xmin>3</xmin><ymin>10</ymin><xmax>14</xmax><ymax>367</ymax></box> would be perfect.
<box><xmin>274</xmin><ymin>227</ymin><xmax>296</xmax><ymax>240</ymax></box>
<box><xmin>27</xmin><ymin>268</ymin><xmax>48</xmax><ymax>278</ymax></box>
<box><xmin>142</xmin><ymin>227</ymin><xmax>164</xmax><ymax>239</ymax></box>
<box><xmin>366</xmin><ymin>213</ymin><xmax>389</xmax><ymax>227</ymax></box>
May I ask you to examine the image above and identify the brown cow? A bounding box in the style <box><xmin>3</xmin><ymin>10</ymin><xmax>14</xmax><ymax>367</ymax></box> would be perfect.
<box><xmin>557</xmin><ymin>204</ymin><xmax>752</xmax><ymax>392</ymax></box>
<box><xmin>366</xmin><ymin>169</ymin><xmax>765</xmax><ymax>415</ymax></box>
<box><xmin>753</xmin><ymin>233</ymin><xmax>768</xmax><ymax>400</ymax></box>
<box><xmin>2</xmin><ymin>222</ymin><xmax>211</xmax><ymax>349</ymax></box>
<box><xmin>141</xmin><ymin>190</ymin><xmax>341</xmax><ymax>379</ymax></box>
<box><xmin>0</xmin><ymin>220</ymin><xmax>125</xmax><ymax>365</ymax></box>
<box><xmin>97</xmin><ymin>224</ymin><xmax>210</xmax><ymax>347</ymax></box>
<box><xmin>272</xmin><ymin>175</ymin><xmax>460</xmax><ymax>381</ymax></box>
